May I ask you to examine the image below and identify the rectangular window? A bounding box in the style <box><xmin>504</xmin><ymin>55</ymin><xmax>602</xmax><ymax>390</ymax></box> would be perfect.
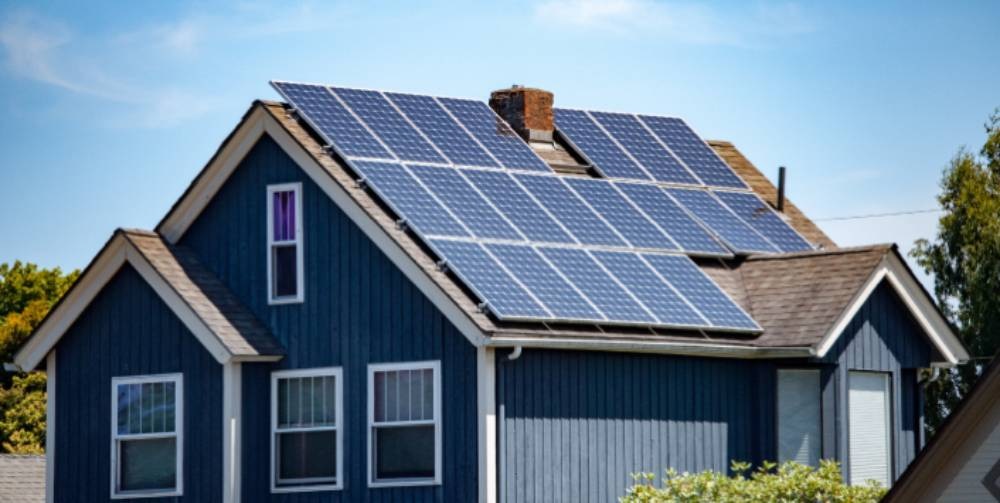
<box><xmin>777</xmin><ymin>368</ymin><xmax>822</xmax><ymax>466</ymax></box>
<box><xmin>267</xmin><ymin>183</ymin><xmax>304</xmax><ymax>304</ymax></box>
<box><xmin>111</xmin><ymin>374</ymin><xmax>183</xmax><ymax>499</ymax></box>
<box><xmin>848</xmin><ymin>370</ymin><xmax>892</xmax><ymax>486</ymax></box>
<box><xmin>368</xmin><ymin>361</ymin><xmax>441</xmax><ymax>487</ymax></box>
<box><xmin>271</xmin><ymin>368</ymin><xmax>343</xmax><ymax>492</ymax></box>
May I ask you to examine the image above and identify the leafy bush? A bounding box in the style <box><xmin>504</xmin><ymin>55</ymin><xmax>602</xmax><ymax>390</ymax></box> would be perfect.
<box><xmin>621</xmin><ymin>460</ymin><xmax>886</xmax><ymax>503</ymax></box>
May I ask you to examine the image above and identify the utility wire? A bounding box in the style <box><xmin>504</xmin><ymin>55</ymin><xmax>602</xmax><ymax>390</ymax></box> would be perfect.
<box><xmin>814</xmin><ymin>208</ymin><xmax>942</xmax><ymax>222</ymax></box>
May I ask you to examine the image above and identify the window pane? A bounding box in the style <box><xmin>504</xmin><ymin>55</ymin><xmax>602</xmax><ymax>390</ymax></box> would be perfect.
<box><xmin>118</xmin><ymin>381</ymin><xmax>175</xmax><ymax>435</ymax></box>
<box><xmin>777</xmin><ymin>370</ymin><xmax>821</xmax><ymax>466</ymax></box>
<box><xmin>273</xmin><ymin>245</ymin><xmax>298</xmax><ymax>298</ymax></box>
<box><xmin>375</xmin><ymin>425</ymin><xmax>435</xmax><ymax>480</ymax></box>
<box><xmin>422</xmin><ymin>369</ymin><xmax>434</xmax><ymax>421</ymax></box>
<box><xmin>272</xmin><ymin>190</ymin><xmax>296</xmax><ymax>241</ymax></box>
<box><xmin>278</xmin><ymin>376</ymin><xmax>336</xmax><ymax>429</ymax></box>
<box><xmin>323</xmin><ymin>376</ymin><xmax>336</xmax><ymax>425</ymax></box>
<box><xmin>277</xmin><ymin>431</ymin><xmax>337</xmax><ymax>483</ymax></box>
<box><xmin>385</xmin><ymin>371</ymin><xmax>398</xmax><ymax>422</ymax></box>
<box><xmin>120</xmin><ymin>437</ymin><xmax>177</xmax><ymax>492</ymax></box>
<box><xmin>117</xmin><ymin>385</ymin><xmax>131</xmax><ymax>435</ymax></box>
<box><xmin>374</xmin><ymin>372</ymin><xmax>386</xmax><ymax>422</ymax></box>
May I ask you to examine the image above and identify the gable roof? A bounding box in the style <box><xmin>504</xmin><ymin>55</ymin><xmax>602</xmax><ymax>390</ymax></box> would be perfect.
<box><xmin>14</xmin><ymin>229</ymin><xmax>282</xmax><ymax>371</ymax></box>
<box><xmin>0</xmin><ymin>455</ymin><xmax>45</xmax><ymax>502</ymax></box>
<box><xmin>883</xmin><ymin>353</ymin><xmax>1000</xmax><ymax>501</ymax></box>
<box><xmin>144</xmin><ymin>99</ymin><xmax>967</xmax><ymax>364</ymax></box>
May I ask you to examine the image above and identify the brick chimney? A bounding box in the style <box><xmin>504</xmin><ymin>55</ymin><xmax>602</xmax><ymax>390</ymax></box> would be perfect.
<box><xmin>489</xmin><ymin>85</ymin><xmax>554</xmax><ymax>142</ymax></box>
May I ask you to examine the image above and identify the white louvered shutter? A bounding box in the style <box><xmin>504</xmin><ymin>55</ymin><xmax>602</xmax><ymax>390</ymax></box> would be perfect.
<box><xmin>848</xmin><ymin>371</ymin><xmax>891</xmax><ymax>486</ymax></box>
<box><xmin>777</xmin><ymin>369</ymin><xmax>822</xmax><ymax>466</ymax></box>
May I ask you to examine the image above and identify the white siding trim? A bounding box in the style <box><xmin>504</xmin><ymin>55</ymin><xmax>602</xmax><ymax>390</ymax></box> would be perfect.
<box><xmin>45</xmin><ymin>350</ymin><xmax>55</xmax><ymax>503</ymax></box>
<box><xmin>367</xmin><ymin>361</ymin><xmax>442</xmax><ymax>488</ymax></box>
<box><xmin>814</xmin><ymin>255</ymin><xmax>968</xmax><ymax>366</ymax></box>
<box><xmin>477</xmin><ymin>347</ymin><xmax>497</xmax><ymax>502</ymax></box>
<box><xmin>222</xmin><ymin>362</ymin><xmax>242</xmax><ymax>502</ymax></box>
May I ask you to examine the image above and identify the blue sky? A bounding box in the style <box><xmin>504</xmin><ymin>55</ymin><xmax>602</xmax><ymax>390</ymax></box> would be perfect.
<box><xmin>1</xmin><ymin>1</ymin><xmax>998</xmax><ymax>288</ymax></box>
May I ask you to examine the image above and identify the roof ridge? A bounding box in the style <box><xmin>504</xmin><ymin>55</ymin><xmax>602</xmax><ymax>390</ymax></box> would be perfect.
<box><xmin>745</xmin><ymin>243</ymin><xmax>893</xmax><ymax>261</ymax></box>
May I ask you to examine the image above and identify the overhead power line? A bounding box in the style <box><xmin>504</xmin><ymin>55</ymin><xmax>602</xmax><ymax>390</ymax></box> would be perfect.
<box><xmin>814</xmin><ymin>208</ymin><xmax>942</xmax><ymax>222</ymax></box>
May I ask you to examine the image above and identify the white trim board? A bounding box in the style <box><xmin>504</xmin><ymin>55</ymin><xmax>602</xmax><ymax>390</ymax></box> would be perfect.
<box><xmin>13</xmin><ymin>232</ymin><xmax>282</xmax><ymax>371</ymax></box>
<box><xmin>222</xmin><ymin>362</ymin><xmax>242</xmax><ymax>502</ymax></box>
<box><xmin>813</xmin><ymin>253</ymin><xmax>968</xmax><ymax>366</ymax></box>
<box><xmin>45</xmin><ymin>350</ymin><xmax>55</xmax><ymax>503</ymax></box>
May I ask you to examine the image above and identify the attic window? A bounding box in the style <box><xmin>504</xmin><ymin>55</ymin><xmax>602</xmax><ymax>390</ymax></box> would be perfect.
<box><xmin>267</xmin><ymin>183</ymin><xmax>304</xmax><ymax>304</ymax></box>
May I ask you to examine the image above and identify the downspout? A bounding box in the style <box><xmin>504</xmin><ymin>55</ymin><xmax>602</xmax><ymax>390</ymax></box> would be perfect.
<box><xmin>507</xmin><ymin>346</ymin><xmax>523</xmax><ymax>361</ymax></box>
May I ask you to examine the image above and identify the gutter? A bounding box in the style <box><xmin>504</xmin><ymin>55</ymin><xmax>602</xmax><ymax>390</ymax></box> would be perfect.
<box><xmin>487</xmin><ymin>336</ymin><xmax>813</xmax><ymax>359</ymax></box>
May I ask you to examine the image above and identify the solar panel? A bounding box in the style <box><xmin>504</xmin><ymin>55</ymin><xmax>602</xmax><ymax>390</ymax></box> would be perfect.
<box><xmin>666</xmin><ymin>188</ymin><xmax>778</xmax><ymax>254</ymax></box>
<box><xmin>589</xmin><ymin>111</ymin><xmax>700</xmax><ymax>185</ymax></box>
<box><xmin>591</xmin><ymin>251</ymin><xmax>707</xmax><ymax>327</ymax></box>
<box><xmin>641</xmin><ymin>254</ymin><xmax>759</xmax><ymax>330</ymax></box>
<box><xmin>350</xmin><ymin>160</ymin><xmax>469</xmax><ymax>237</ymax></box>
<box><xmin>461</xmin><ymin>169</ymin><xmax>575</xmax><ymax>244</ymax></box>
<box><xmin>407</xmin><ymin>165</ymin><xmax>521</xmax><ymax>240</ymax></box>
<box><xmin>515</xmin><ymin>174</ymin><xmax>625</xmax><ymax>247</ymax></box>
<box><xmin>563</xmin><ymin>178</ymin><xmax>676</xmax><ymax>250</ymax></box>
<box><xmin>385</xmin><ymin>92</ymin><xmax>499</xmax><ymax>168</ymax></box>
<box><xmin>539</xmin><ymin>247</ymin><xmax>655</xmax><ymax>323</ymax></box>
<box><xmin>553</xmin><ymin>108</ymin><xmax>651</xmax><ymax>180</ymax></box>
<box><xmin>437</xmin><ymin>98</ymin><xmax>551</xmax><ymax>172</ymax></box>
<box><xmin>486</xmin><ymin>244</ymin><xmax>603</xmax><ymax>321</ymax></box>
<box><xmin>429</xmin><ymin>240</ymin><xmax>549</xmax><ymax>319</ymax></box>
<box><xmin>272</xmin><ymin>82</ymin><xmax>392</xmax><ymax>160</ymax></box>
<box><xmin>330</xmin><ymin>88</ymin><xmax>446</xmax><ymax>164</ymax></box>
<box><xmin>712</xmin><ymin>191</ymin><xmax>813</xmax><ymax>252</ymax></box>
<box><xmin>615</xmin><ymin>183</ymin><xmax>730</xmax><ymax>256</ymax></box>
<box><xmin>639</xmin><ymin>115</ymin><xmax>747</xmax><ymax>188</ymax></box>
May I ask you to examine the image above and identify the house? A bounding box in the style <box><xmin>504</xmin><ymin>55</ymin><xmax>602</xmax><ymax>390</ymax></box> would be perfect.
<box><xmin>13</xmin><ymin>83</ymin><xmax>969</xmax><ymax>502</ymax></box>
<box><xmin>0</xmin><ymin>455</ymin><xmax>45</xmax><ymax>502</ymax></box>
<box><xmin>883</xmin><ymin>352</ymin><xmax>1000</xmax><ymax>502</ymax></box>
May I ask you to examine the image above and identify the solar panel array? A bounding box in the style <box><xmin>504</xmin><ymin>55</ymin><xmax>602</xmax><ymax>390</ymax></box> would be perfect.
<box><xmin>271</xmin><ymin>81</ymin><xmax>816</xmax><ymax>332</ymax></box>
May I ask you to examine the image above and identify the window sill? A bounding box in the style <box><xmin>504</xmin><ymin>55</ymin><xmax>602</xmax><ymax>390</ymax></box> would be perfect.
<box><xmin>111</xmin><ymin>489</ymin><xmax>182</xmax><ymax>500</ymax></box>
<box><xmin>368</xmin><ymin>479</ymin><xmax>441</xmax><ymax>488</ymax></box>
<box><xmin>271</xmin><ymin>483</ymin><xmax>341</xmax><ymax>493</ymax></box>
<box><xmin>268</xmin><ymin>296</ymin><xmax>304</xmax><ymax>306</ymax></box>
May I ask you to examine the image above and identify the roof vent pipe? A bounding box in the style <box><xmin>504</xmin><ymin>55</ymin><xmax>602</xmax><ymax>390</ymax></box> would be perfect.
<box><xmin>777</xmin><ymin>166</ymin><xmax>786</xmax><ymax>212</ymax></box>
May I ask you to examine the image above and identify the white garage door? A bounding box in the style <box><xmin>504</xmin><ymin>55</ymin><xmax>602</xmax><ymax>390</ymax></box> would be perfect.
<box><xmin>848</xmin><ymin>371</ymin><xmax>891</xmax><ymax>486</ymax></box>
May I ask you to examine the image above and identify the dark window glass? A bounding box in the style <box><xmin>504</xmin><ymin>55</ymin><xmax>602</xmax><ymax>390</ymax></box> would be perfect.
<box><xmin>273</xmin><ymin>245</ymin><xmax>297</xmax><ymax>298</ymax></box>
<box><xmin>374</xmin><ymin>425</ymin><xmax>435</xmax><ymax>480</ymax></box>
<box><xmin>277</xmin><ymin>431</ymin><xmax>337</xmax><ymax>484</ymax></box>
<box><xmin>120</xmin><ymin>437</ymin><xmax>177</xmax><ymax>492</ymax></box>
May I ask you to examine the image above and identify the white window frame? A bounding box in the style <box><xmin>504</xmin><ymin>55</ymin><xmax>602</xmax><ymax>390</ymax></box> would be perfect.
<box><xmin>776</xmin><ymin>368</ymin><xmax>822</xmax><ymax>466</ymax></box>
<box><xmin>110</xmin><ymin>373</ymin><xmax>184</xmax><ymax>500</ymax></box>
<box><xmin>367</xmin><ymin>360</ymin><xmax>442</xmax><ymax>488</ymax></box>
<box><xmin>270</xmin><ymin>367</ymin><xmax>344</xmax><ymax>493</ymax></box>
<box><xmin>266</xmin><ymin>182</ymin><xmax>304</xmax><ymax>304</ymax></box>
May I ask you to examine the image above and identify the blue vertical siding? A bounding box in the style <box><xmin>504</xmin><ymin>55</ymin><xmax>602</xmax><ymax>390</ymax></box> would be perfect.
<box><xmin>821</xmin><ymin>281</ymin><xmax>932</xmax><ymax>481</ymax></box>
<box><xmin>179</xmin><ymin>135</ymin><xmax>478</xmax><ymax>502</ymax></box>
<box><xmin>53</xmin><ymin>265</ymin><xmax>222</xmax><ymax>502</ymax></box>
<box><xmin>497</xmin><ymin>349</ymin><xmax>775</xmax><ymax>503</ymax></box>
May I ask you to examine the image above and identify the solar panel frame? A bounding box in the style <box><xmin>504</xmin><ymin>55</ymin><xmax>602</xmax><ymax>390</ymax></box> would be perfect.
<box><xmin>330</xmin><ymin>87</ymin><xmax>447</xmax><ymax>164</ymax></box>
<box><xmin>641</xmin><ymin>253</ymin><xmax>761</xmax><ymax>331</ymax></box>
<box><xmin>407</xmin><ymin>164</ymin><xmax>523</xmax><ymax>241</ymax></box>
<box><xmin>437</xmin><ymin>97</ymin><xmax>552</xmax><ymax>172</ymax></box>
<box><xmin>666</xmin><ymin>188</ymin><xmax>779</xmax><ymax>254</ymax></box>
<box><xmin>271</xmin><ymin>81</ymin><xmax>393</xmax><ymax>160</ymax></box>
<box><xmin>562</xmin><ymin>178</ymin><xmax>677</xmax><ymax>250</ymax></box>
<box><xmin>461</xmin><ymin>169</ymin><xmax>576</xmax><ymax>244</ymax></box>
<box><xmin>589</xmin><ymin>111</ymin><xmax>701</xmax><ymax>185</ymax></box>
<box><xmin>538</xmin><ymin>247</ymin><xmax>656</xmax><ymax>324</ymax></box>
<box><xmin>486</xmin><ymin>244</ymin><xmax>605</xmax><ymax>322</ymax></box>
<box><xmin>553</xmin><ymin>108</ymin><xmax>652</xmax><ymax>180</ymax></box>
<box><xmin>591</xmin><ymin>250</ymin><xmax>708</xmax><ymax>327</ymax></box>
<box><xmin>349</xmin><ymin>160</ymin><xmax>470</xmax><ymax>238</ymax></box>
<box><xmin>384</xmin><ymin>92</ymin><xmax>501</xmax><ymax>168</ymax></box>
<box><xmin>615</xmin><ymin>182</ymin><xmax>731</xmax><ymax>257</ymax></box>
<box><xmin>639</xmin><ymin>115</ymin><xmax>748</xmax><ymax>189</ymax></box>
<box><xmin>428</xmin><ymin>239</ymin><xmax>551</xmax><ymax>320</ymax></box>
<box><xmin>515</xmin><ymin>174</ymin><xmax>627</xmax><ymax>247</ymax></box>
<box><xmin>711</xmin><ymin>190</ymin><xmax>813</xmax><ymax>253</ymax></box>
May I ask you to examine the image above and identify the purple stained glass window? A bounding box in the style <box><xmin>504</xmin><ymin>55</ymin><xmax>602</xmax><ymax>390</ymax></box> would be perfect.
<box><xmin>273</xmin><ymin>190</ymin><xmax>296</xmax><ymax>241</ymax></box>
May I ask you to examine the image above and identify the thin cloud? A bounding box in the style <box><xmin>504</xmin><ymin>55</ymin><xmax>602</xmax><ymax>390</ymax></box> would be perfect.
<box><xmin>0</xmin><ymin>10</ymin><xmax>220</xmax><ymax>127</ymax></box>
<box><xmin>534</xmin><ymin>0</ymin><xmax>814</xmax><ymax>46</ymax></box>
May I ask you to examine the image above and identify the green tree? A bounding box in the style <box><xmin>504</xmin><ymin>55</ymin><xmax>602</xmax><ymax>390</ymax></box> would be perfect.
<box><xmin>912</xmin><ymin>109</ymin><xmax>1000</xmax><ymax>434</ymax></box>
<box><xmin>0</xmin><ymin>261</ymin><xmax>79</xmax><ymax>453</ymax></box>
